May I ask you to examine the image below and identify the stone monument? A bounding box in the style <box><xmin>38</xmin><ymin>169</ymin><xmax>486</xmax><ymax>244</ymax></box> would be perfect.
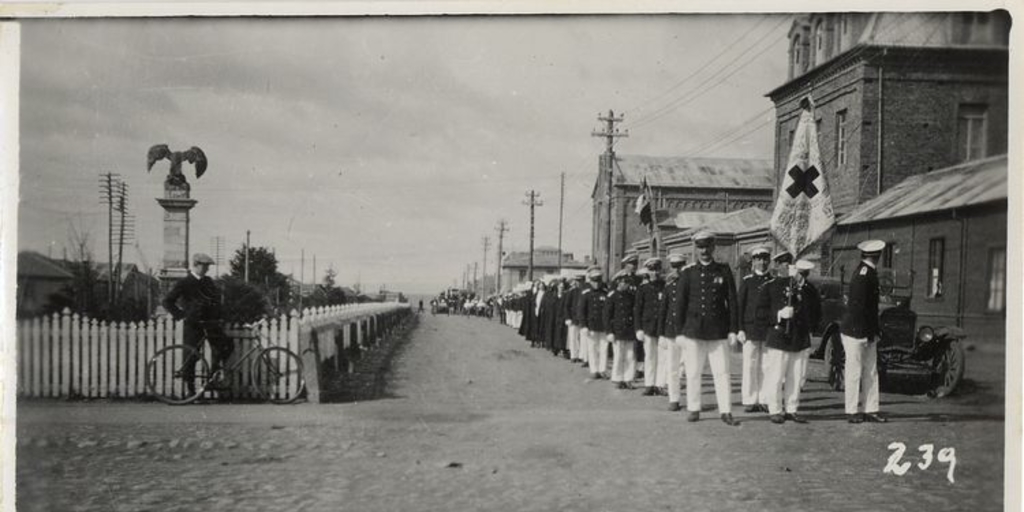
<box><xmin>147</xmin><ymin>144</ymin><xmax>207</xmax><ymax>284</ymax></box>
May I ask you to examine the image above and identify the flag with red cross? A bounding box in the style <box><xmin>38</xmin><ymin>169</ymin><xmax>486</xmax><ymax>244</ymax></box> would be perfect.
<box><xmin>769</xmin><ymin>98</ymin><xmax>836</xmax><ymax>258</ymax></box>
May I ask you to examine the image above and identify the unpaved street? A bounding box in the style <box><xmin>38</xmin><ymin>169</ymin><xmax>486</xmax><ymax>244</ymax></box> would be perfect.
<box><xmin>17</xmin><ymin>313</ymin><xmax>1005</xmax><ymax>511</ymax></box>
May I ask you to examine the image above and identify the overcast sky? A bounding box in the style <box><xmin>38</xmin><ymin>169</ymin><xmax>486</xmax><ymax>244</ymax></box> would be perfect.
<box><xmin>18</xmin><ymin>15</ymin><xmax>790</xmax><ymax>294</ymax></box>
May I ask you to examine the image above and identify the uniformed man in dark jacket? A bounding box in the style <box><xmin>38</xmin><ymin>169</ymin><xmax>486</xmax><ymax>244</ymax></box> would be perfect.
<box><xmin>660</xmin><ymin>252</ymin><xmax>688</xmax><ymax>409</ymax></box>
<box><xmin>841</xmin><ymin>240</ymin><xmax>887</xmax><ymax>424</ymax></box>
<box><xmin>572</xmin><ymin>273</ymin><xmax>592</xmax><ymax>368</ymax></box>
<box><xmin>677</xmin><ymin>231</ymin><xmax>740</xmax><ymax>426</ymax></box>
<box><xmin>757</xmin><ymin>258</ymin><xmax>821</xmax><ymax>424</ymax></box>
<box><xmin>162</xmin><ymin>253</ymin><xmax>232</xmax><ymax>392</ymax></box>
<box><xmin>635</xmin><ymin>258</ymin><xmax>665</xmax><ymax>396</ymax></box>
<box><xmin>580</xmin><ymin>267</ymin><xmax>609</xmax><ymax>379</ymax></box>
<box><xmin>737</xmin><ymin>246</ymin><xmax>773</xmax><ymax>413</ymax></box>
<box><xmin>605</xmin><ymin>270</ymin><xmax>637</xmax><ymax>389</ymax></box>
<box><xmin>563</xmin><ymin>273</ymin><xmax>586</xmax><ymax>362</ymax></box>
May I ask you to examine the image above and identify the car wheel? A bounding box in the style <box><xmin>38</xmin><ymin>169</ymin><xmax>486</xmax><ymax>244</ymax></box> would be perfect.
<box><xmin>823</xmin><ymin>331</ymin><xmax>845</xmax><ymax>392</ymax></box>
<box><xmin>932</xmin><ymin>341</ymin><xmax>966</xmax><ymax>398</ymax></box>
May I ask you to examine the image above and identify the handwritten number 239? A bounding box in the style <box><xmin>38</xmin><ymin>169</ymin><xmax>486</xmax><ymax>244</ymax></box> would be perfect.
<box><xmin>885</xmin><ymin>442</ymin><xmax>956</xmax><ymax>483</ymax></box>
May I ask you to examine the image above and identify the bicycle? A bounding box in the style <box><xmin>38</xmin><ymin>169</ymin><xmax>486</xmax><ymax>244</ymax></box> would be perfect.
<box><xmin>144</xmin><ymin>320</ymin><xmax>306</xmax><ymax>405</ymax></box>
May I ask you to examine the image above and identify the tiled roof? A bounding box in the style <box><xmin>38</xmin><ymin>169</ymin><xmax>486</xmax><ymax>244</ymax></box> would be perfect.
<box><xmin>17</xmin><ymin>252</ymin><xmax>74</xmax><ymax>279</ymax></box>
<box><xmin>502</xmin><ymin>251</ymin><xmax>588</xmax><ymax>269</ymax></box>
<box><xmin>613</xmin><ymin>155</ymin><xmax>774</xmax><ymax>190</ymax></box>
<box><xmin>839</xmin><ymin>155</ymin><xmax>1007</xmax><ymax>226</ymax></box>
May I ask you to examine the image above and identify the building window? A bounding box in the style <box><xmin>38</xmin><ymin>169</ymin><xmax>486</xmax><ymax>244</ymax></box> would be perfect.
<box><xmin>835</xmin><ymin>109</ymin><xmax>848</xmax><ymax>166</ymax></box>
<box><xmin>957</xmin><ymin>104</ymin><xmax>987</xmax><ymax>162</ymax></box>
<box><xmin>814</xmin><ymin>19</ymin><xmax>826</xmax><ymax>64</ymax></box>
<box><xmin>791</xmin><ymin>35</ymin><xmax>802</xmax><ymax>75</ymax></box>
<box><xmin>927</xmin><ymin>238</ymin><xmax>944</xmax><ymax>298</ymax></box>
<box><xmin>882</xmin><ymin>242</ymin><xmax>896</xmax><ymax>269</ymax></box>
<box><xmin>987</xmin><ymin>247</ymin><xmax>1006</xmax><ymax>312</ymax></box>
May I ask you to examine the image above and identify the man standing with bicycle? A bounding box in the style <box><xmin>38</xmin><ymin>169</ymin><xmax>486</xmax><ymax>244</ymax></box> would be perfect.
<box><xmin>163</xmin><ymin>253</ymin><xmax>233</xmax><ymax>394</ymax></box>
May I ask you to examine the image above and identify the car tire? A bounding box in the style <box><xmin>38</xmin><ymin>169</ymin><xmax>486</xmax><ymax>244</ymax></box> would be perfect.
<box><xmin>824</xmin><ymin>330</ymin><xmax>845</xmax><ymax>392</ymax></box>
<box><xmin>933</xmin><ymin>341</ymin><xmax>966</xmax><ymax>398</ymax></box>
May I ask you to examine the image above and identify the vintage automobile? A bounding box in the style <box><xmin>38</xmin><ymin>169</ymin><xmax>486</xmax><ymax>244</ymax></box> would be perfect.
<box><xmin>809</xmin><ymin>270</ymin><xmax>967</xmax><ymax>397</ymax></box>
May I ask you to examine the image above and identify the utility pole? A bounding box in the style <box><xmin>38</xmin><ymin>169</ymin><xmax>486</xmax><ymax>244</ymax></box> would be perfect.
<box><xmin>99</xmin><ymin>172</ymin><xmax>121</xmax><ymax>309</ymax></box>
<box><xmin>481</xmin><ymin>236</ymin><xmax>491</xmax><ymax>295</ymax></box>
<box><xmin>210</xmin><ymin>236</ymin><xmax>225</xmax><ymax>277</ymax></box>
<box><xmin>592</xmin><ymin>110</ymin><xmax>628</xmax><ymax>278</ymax></box>
<box><xmin>113</xmin><ymin>181</ymin><xmax>131</xmax><ymax>308</ymax></box>
<box><xmin>313</xmin><ymin>254</ymin><xmax>317</xmax><ymax>287</ymax></box>
<box><xmin>244</xmin><ymin>230</ymin><xmax>251</xmax><ymax>283</ymax></box>
<box><xmin>558</xmin><ymin>171</ymin><xmax>565</xmax><ymax>274</ymax></box>
<box><xmin>522</xmin><ymin>190</ymin><xmax>543</xmax><ymax>281</ymax></box>
<box><xmin>495</xmin><ymin>220</ymin><xmax>509</xmax><ymax>293</ymax></box>
<box><xmin>473</xmin><ymin>262</ymin><xmax>478</xmax><ymax>294</ymax></box>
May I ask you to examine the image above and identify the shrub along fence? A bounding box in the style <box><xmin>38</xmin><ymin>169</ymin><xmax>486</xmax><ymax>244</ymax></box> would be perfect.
<box><xmin>16</xmin><ymin>302</ymin><xmax>412</xmax><ymax>403</ymax></box>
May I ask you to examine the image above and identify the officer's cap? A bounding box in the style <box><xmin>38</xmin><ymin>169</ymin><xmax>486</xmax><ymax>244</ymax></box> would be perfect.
<box><xmin>643</xmin><ymin>257</ymin><xmax>662</xmax><ymax>270</ymax></box>
<box><xmin>621</xmin><ymin>254</ymin><xmax>639</xmax><ymax>265</ymax></box>
<box><xmin>692</xmin><ymin>230</ymin><xmax>715</xmax><ymax>246</ymax></box>
<box><xmin>772</xmin><ymin>251</ymin><xmax>794</xmax><ymax>264</ymax></box>
<box><xmin>794</xmin><ymin>259</ymin><xmax>816</xmax><ymax>272</ymax></box>
<box><xmin>667</xmin><ymin>252</ymin><xmax>686</xmax><ymax>264</ymax></box>
<box><xmin>573</xmin><ymin>272</ymin><xmax>586</xmax><ymax>280</ymax></box>
<box><xmin>750</xmin><ymin>246</ymin><xmax>771</xmax><ymax>258</ymax></box>
<box><xmin>193</xmin><ymin>253</ymin><xmax>214</xmax><ymax>265</ymax></box>
<box><xmin>586</xmin><ymin>267</ymin><xmax>603</xmax><ymax>280</ymax></box>
<box><xmin>636</xmin><ymin>268</ymin><xmax>651</xmax><ymax>277</ymax></box>
<box><xmin>857</xmin><ymin>239</ymin><xmax>886</xmax><ymax>255</ymax></box>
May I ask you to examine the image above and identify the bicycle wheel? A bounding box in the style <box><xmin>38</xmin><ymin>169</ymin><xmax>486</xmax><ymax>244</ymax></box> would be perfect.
<box><xmin>251</xmin><ymin>347</ymin><xmax>306</xmax><ymax>404</ymax></box>
<box><xmin>145</xmin><ymin>345</ymin><xmax>209</xmax><ymax>405</ymax></box>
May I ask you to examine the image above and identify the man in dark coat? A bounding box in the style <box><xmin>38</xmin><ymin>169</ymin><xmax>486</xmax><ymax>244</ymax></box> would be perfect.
<box><xmin>563</xmin><ymin>274</ymin><xmax>586</xmax><ymax>362</ymax></box>
<box><xmin>605</xmin><ymin>270</ymin><xmax>637</xmax><ymax>389</ymax></box>
<box><xmin>757</xmin><ymin>258</ymin><xmax>821</xmax><ymax>424</ymax></box>
<box><xmin>552</xmin><ymin>278</ymin><xmax>569</xmax><ymax>357</ymax></box>
<box><xmin>580</xmin><ymin>267</ymin><xmax>609</xmax><ymax>379</ymax></box>
<box><xmin>737</xmin><ymin>246</ymin><xmax>774</xmax><ymax>413</ymax></box>
<box><xmin>517</xmin><ymin>286</ymin><xmax>534</xmax><ymax>340</ymax></box>
<box><xmin>162</xmin><ymin>253</ymin><xmax>232</xmax><ymax>392</ymax></box>
<box><xmin>660</xmin><ymin>252</ymin><xmax>688</xmax><ymax>408</ymax></box>
<box><xmin>676</xmin><ymin>231</ymin><xmax>740</xmax><ymax>426</ymax></box>
<box><xmin>841</xmin><ymin>240</ymin><xmax>887</xmax><ymax>424</ymax></box>
<box><xmin>635</xmin><ymin>258</ymin><xmax>665</xmax><ymax>396</ymax></box>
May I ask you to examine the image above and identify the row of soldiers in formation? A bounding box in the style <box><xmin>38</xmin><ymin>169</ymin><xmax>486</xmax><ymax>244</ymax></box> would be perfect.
<box><xmin>494</xmin><ymin>230</ymin><xmax>889</xmax><ymax>426</ymax></box>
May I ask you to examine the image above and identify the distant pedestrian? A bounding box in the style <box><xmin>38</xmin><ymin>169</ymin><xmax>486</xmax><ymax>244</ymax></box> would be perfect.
<box><xmin>841</xmin><ymin>240</ymin><xmax>888</xmax><ymax>424</ymax></box>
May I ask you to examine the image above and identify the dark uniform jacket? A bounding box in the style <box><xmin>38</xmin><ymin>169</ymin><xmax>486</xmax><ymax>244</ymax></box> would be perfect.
<box><xmin>840</xmin><ymin>261</ymin><xmax>880</xmax><ymax>339</ymax></box>
<box><xmin>658</xmin><ymin>270</ymin><xmax>685</xmax><ymax>338</ymax></box>
<box><xmin>563</xmin><ymin>286</ymin><xmax>582</xmax><ymax>325</ymax></box>
<box><xmin>634</xmin><ymin>279</ymin><xmax>665</xmax><ymax>337</ymax></box>
<box><xmin>757</xmin><ymin>277</ymin><xmax>821</xmax><ymax>352</ymax></box>
<box><xmin>162</xmin><ymin>272</ymin><xmax>222</xmax><ymax>323</ymax></box>
<box><xmin>737</xmin><ymin>271</ymin><xmax>773</xmax><ymax>341</ymax></box>
<box><xmin>517</xmin><ymin>290</ymin><xmax>535</xmax><ymax>338</ymax></box>
<box><xmin>580</xmin><ymin>285</ymin><xmax>609</xmax><ymax>332</ymax></box>
<box><xmin>604</xmin><ymin>288</ymin><xmax>636</xmax><ymax>340</ymax></box>
<box><xmin>677</xmin><ymin>261</ymin><xmax>739</xmax><ymax>340</ymax></box>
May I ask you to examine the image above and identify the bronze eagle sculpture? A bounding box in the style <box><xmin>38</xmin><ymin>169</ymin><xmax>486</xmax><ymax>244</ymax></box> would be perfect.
<box><xmin>147</xmin><ymin>144</ymin><xmax>208</xmax><ymax>188</ymax></box>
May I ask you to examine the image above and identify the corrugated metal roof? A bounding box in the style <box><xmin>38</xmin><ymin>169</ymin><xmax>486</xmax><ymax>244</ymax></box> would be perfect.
<box><xmin>18</xmin><ymin>251</ymin><xmax>74</xmax><ymax>279</ymax></box>
<box><xmin>660</xmin><ymin>211</ymin><xmax>726</xmax><ymax>229</ymax></box>
<box><xmin>663</xmin><ymin>207</ymin><xmax>771</xmax><ymax>243</ymax></box>
<box><xmin>502</xmin><ymin>251</ymin><xmax>587</xmax><ymax>269</ymax></box>
<box><xmin>613</xmin><ymin>155</ymin><xmax>774</xmax><ymax>189</ymax></box>
<box><xmin>839</xmin><ymin>155</ymin><xmax>1007</xmax><ymax>226</ymax></box>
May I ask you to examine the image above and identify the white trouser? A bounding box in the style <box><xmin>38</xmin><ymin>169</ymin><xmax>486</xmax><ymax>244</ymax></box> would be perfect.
<box><xmin>611</xmin><ymin>339</ymin><xmax>636</xmax><ymax>383</ymax></box>
<box><xmin>682</xmin><ymin>336</ymin><xmax>732</xmax><ymax>414</ymax></box>
<box><xmin>567</xmin><ymin>324</ymin><xmax>580</xmax><ymax>360</ymax></box>
<box><xmin>642</xmin><ymin>335</ymin><xmax>659</xmax><ymax>387</ymax></box>
<box><xmin>666</xmin><ymin>336</ymin><xmax>687</xmax><ymax>403</ymax></box>
<box><xmin>586</xmin><ymin>330</ymin><xmax>606</xmax><ymax>375</ymax></box>
<box><xmin>656</xmin><ymin>336</ymin><xmax>672</xmax><ymax>388</ymax></box>
<box><xmin>842</xmin><ymin>334</ymin><xmax>880</xmax><ymax>414</ymax></box>
<box><xmin>764</xmin><ymin>348</ymin><xmax>809</xmax><ymax>415</ymax></box>
<box><xmin>741</xmin><ymin>340</ymin><xmax>768</xmax><ymax>406</ymax></box>
<box><xmin>579</xmin><ymin>328</ymin><xmax>589</xmax><ymax>363</ymax></box>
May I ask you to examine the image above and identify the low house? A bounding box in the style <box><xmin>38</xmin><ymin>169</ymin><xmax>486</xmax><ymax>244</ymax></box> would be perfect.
<box><xmin>16</xmin><ymin>251</ymin><xmax>74</xmax><ymax>318</ymax></box>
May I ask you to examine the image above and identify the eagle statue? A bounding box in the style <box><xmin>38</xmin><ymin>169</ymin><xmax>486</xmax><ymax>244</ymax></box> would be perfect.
<box><xmin>147</xmin><ymin>144</ymin><xmax>208</xmax><ymax>189</ymax></box>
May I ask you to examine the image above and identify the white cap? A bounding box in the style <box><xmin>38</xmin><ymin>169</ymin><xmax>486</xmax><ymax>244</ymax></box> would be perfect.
<box><xmin>795</xmin><ymin>259</ymin><xmax>816</xmax><ymax>271</ymax></box>
<box><xmin>668</xmin><ymin>252</ymin><xmax>686</xmax><ymax>264</ymax></box>
<box><xmin>858</xmin><ymin>239</ymin><xmax>886</xmax><ymax>254</ymax></box>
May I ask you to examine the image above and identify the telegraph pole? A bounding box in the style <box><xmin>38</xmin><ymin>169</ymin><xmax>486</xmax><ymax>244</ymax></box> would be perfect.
<box><xmin>495</xmin><ymin>220</ymin><xmax>509</xmax><ymax>293</ymax></box>
<box><xmin>522</xmin><ymin>190</ymin><xmax>543</xmax><ymax>281</ymax></box>
<box><xmin>244</xmin><ymin>230</ymin><xmax>251</xmax><ymax>283</ymax></box>
<box><xmin>114</xmin><ymin>181</ymin><xmax>131</xmax><ymax>307</ymax></box>
<box><xmin>592</xmin><ymin>110</ymin><xmax>628</xmax><ymax>278</ymax></box>
<box><xmin>481</xmin><ymin>236</ymin><xmax>491</xmax><ymax>294</ymax></box>
<box><xmin>99</xmin><ymin>172</ymin><xmax>121</xmax><ymax>308</ymax></box>
<box><xmin>557</xmin><ymin>172</ymin><xmax>565</xmax><ymax>274</ymax></box>
<box><xmin>473</xmin><ymin>262</ymin><xmax>478</xmax><ymax>294</ymax></box>
<box><xmin>210</xmin><ymin>236</ymin><xmax>225</xmax><ymax>277</ymax></box>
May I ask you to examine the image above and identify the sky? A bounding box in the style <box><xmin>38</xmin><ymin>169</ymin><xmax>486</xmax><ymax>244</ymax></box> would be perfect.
<box><xmin>18</xmin><ymin>14</ymin><xmax>790</xmax><ymax>294</ymax></box>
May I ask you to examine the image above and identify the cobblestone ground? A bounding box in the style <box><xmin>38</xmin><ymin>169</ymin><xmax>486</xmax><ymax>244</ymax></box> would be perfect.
<box><xmin>17</xmin><ymin>313</ymin><xmax>1006</xmax><ymax>512</ymax></box>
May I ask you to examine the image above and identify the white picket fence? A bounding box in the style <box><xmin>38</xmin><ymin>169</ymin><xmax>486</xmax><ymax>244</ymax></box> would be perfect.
<box><xmin>16</xmin><ymin>303</ymin><xmax>410</xmax><ymax>399</ymax></box>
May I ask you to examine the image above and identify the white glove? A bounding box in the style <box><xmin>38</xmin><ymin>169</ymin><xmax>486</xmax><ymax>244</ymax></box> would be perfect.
<box><xmin>636</xmin><ymin>330</ymin><xmax>645</xmax><ymax>341</ymax></box>
<box><xmin>606</xmin><ymin>334</ymin><xmax>614</xmax><ymax>342</ymax></box>
<box><xmin>777</xmin><ymin>306</ymin><xmax>794</xmax><ymax>321</ymax></box>
<box><xmin>565</xmin><ymin>320</ymin><xmax>572</xmax><ymax>326</ymax></box>
<box><xmin>727</xmin><ymin>332</ymin><xmax>738</xmax><ymax>345</ymax></box>
<box><xmin>737</xmin><ymin>331</ymin><xmax>747</xmax><ymax>343</ymax></box>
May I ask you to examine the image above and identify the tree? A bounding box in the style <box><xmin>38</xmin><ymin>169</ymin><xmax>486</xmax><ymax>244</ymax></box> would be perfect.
<box><xmin>228</xmin><ymin>245</ymin><xmax>291</xmax><ymax>310</ymax></box>
<box><xmin>218</xmin><ymin>276</ymin><xmax>269</xmax><ymax>323</ymax></box>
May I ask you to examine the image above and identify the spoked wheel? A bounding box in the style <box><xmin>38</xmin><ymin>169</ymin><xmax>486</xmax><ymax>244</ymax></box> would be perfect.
<box><xmin>824</xmin><ymin>331</ymin><xmax>845</xmax><ymax>392</ymax></box>
<box><xmin>932</xmin><ymin>341</ymin><xmax>966</xmax><ymax>398</ymax></box>
<box><xmin>252</xmin><ymin>347</ymin><xmax>306</xmax><ymax>404</ymax></box>
<box><xmin>145</xmin><ymin>345</ymin><xmax>209</xmax><ymax>405</ymax></box>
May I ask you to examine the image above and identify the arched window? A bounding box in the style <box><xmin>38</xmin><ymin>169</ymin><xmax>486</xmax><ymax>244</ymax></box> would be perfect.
<box><xmin>814</xmin><ymin>19</ymin><xmax>826</xmax><ymax>65</ymax></box>
<box><xmin>791</xmin><ymin>34</ymin><xmax>802</xmax><ymax>77</ymax></box>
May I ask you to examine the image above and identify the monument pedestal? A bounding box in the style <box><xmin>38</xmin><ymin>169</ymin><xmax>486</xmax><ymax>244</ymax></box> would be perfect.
<box><xmin>156</xmin><ymin>182</ymin><xmax>197</xmax><ymax>291</ymax></box>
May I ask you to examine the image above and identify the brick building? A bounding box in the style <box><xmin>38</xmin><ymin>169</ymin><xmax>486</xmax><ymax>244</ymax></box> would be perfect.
<box><xmin>499</xmin><ymin>246</ymin><xmax>588</xmax><ymax>292</ymax></box>
<box><xmin>591</xmin><ymin>155</ymin><xmax>773</xmax><ymax>278</ymax></box>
